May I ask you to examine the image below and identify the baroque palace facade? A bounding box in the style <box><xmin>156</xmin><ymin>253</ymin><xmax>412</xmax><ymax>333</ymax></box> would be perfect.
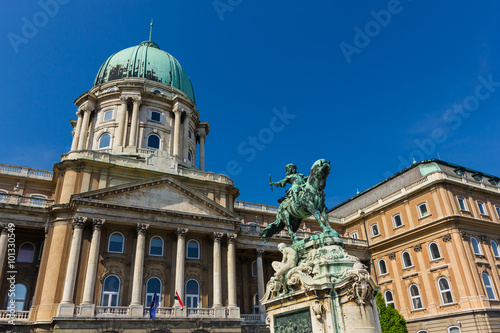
<box><xmin>0</xmin><ymin>36</ymin><xmax>499</xmax><ymax>333</ymax></box>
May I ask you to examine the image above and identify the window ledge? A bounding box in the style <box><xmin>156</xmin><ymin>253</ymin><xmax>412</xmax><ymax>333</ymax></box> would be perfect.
<box><xmin>428</xmin><ymin>264</ymin><xmax>449</xmax><ymax>272</ymax></box>
<box><xmin>410</xmin><ymin>308</ymin><xmax>426</xmax><ymax>313</ymax></box>
<box><xmin>393</xmin><ymin>225</ymin><xmax>405</xmax><ymax>230</ymax></box>
<box><xmin>402</xmin><ymin>272</ymin><xmax>418</xmax><ymax>279</ymax></box>
<box><xmin>430</xmin><ymin>257</ymin><xmax>444</xmax><ymax>263</ymax></box>
<box><xmin>379</xmin><ymin>273</ymin><xmax>389</xmax><ymax>277</ymax></box>
<box><xmin>402</xmin><ymin>265</ymin><xmax>415</xmax><ymax>271</ymax></box>
<box><xmin>439</xmin><ymin>302</ymin><xmax>458</xmax><ymax>308</ymax></box>
<box><xmin>475</xmin><ymin>260</ymin><xmax>490</xmax><ymax>266</ymax></box>
<box><xmin>371</xmin><ymin>234</ymin><xmax>381</xmax><ymax>239</ymax></box>
<box><xmin>418</xmin><ymin>214</ymin><xmax>432</xmax><ymax>221</ymax></box>
<box><xmin>379</xmin><ymin>279</ymin><xmax>392</xmax><ymax>285</ymax></box>
<box><xmin>480</xmin><ymin>214</ymin><xmax>491</xmax><ymax>219</ymax></box>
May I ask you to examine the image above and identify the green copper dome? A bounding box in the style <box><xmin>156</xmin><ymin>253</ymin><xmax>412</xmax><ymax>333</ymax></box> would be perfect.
<box><xmin>94</xmin><ymin>41</ymin><xmax>195</xmax><ymax>103</ymax></box>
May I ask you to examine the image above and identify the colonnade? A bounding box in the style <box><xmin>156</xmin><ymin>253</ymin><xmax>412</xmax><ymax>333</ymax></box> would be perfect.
<box><xmin>70</xmin><ymin>94</ymin><xmax>207</xmax><ymax>170</ymax></box>
<box><xmin>56</xmin><ymin>217</ymin><xmax>241</xmax><ymax>317</ymax></box>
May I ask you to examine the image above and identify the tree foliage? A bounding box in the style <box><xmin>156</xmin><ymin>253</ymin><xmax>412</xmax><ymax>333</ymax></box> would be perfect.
<box><xmin>376</xmin><ymin>292</ymin><xmax>408</xmax><ymax>333</ymax></box>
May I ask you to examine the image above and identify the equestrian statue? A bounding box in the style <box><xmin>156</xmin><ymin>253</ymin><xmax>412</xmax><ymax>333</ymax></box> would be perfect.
<box><xmin>262</xmin><ymin>159</ymin><xmax>339</xmax><ymax>243</ymax></box>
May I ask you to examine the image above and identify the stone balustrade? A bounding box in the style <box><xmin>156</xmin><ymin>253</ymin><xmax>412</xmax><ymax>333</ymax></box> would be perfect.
<box><xmin>95</xmin><ymin>306</ymin><xmax>130</xmax><ymax>317</ymax></box>
<box><xmin>0</xmin><ymin>310</ymin><xmax>30</xmax><ymax>321</ymax></box>
<box><xmin>241</xmin><ymin>313</ymin><xmax>266</xmax><ymax>322</ymax></box>
<box><xmin>0</xmin><ymin>193</ymin><xmax>54</xmax><ymax>208</ymax></box>
<box><xmin>0</xmin><ymin>163</ymin><xmax>53</xmax><ymax>180</ymax></box>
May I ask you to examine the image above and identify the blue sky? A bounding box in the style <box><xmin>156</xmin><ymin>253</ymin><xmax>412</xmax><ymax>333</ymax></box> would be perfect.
<box><xmin>1</xmin><ymin>1</ymin><xmax>499</xmax><ymax>207</ymax></box>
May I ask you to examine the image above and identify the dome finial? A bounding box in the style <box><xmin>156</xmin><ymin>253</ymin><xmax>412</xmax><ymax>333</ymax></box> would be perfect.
<box><xmin>149</xmin><ymin>19</ymin><xmax>153</xmax><ymax>42</ymax></box>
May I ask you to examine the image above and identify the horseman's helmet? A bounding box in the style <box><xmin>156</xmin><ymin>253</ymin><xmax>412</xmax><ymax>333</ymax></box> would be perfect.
<box><xmin>285</xmin><ymin>164</ymin><xmax>297</xmax><ymax>174</ymax></box>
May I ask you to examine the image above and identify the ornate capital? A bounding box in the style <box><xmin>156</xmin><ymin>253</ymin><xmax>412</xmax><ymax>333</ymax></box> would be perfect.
<box><xmin>177</xmin><ymin>228</ymin><xmax>188</xmax><ymax>238</ymax></box>
<box><xmin>78</xmin><ymin>104</ymin><xmax>92</xmax><ymax>114</ymax></box>
<box><xmin>0</xmin><ymin>224</ymin><xmax>7</xmax><ymax>234</ymax></box>
<box><xmin>460</xmin><ymin>230</ymin><xmax>469</xmax><ymax>241</ymax></box>
<box><xmin>413</xmin><ymin>244</ymin><xmax>422</xmax><ymax>252</ymax></box>
<box><xmin>93</xmin><ymin>219</ymin><xmax>105</xmax><ymax>231</ymax></box>
<box><xmin>227</xmin><ymin>233</ymin><xmax>237</xmax><ymax>243</ymax></box>
<box><xmin>441</xmin><ymin>233</ymin><xmax>452</xmax><ymax>242</ymax></box>
<box><xmin>256</xmin><ymin>248</ymin><xmax>264</xmax><ymax>257</ymax></box>
<box><xmin>72</xmin><ymin>216</ymin><xmax>87</xmax><ymax>230</ymax></box>
<box><xmin>119</xmin><ymin>95</ymin><xmax>129</xmax><ymax>103</ymax></box>
<box><xmin>213</xmin><ymin>232</ymin><xmax>224</xmax><ymax>242</ymax></box>
<box><xmin>137</xmin><ymin>223</ymin><xmax>149</xmax><ymax>234</ymax></box>
<box><xmin>131</xmin><ymin>95</ymin><xmax>142</xmax><ymax>103</ymax></box>
<box><xmin>480</xmin><ymin>235</ymin><xmax>489</xmax><ymax>244</ymax></box>
<box><xmin>196</xmin><ymin>128</ymin><xmax>207</xmax><ymax>138</ymax></box>
<box><xmin>388</xmin><ymin>252</ymin><xmax>396</xmax><ymax>260</ymax></box>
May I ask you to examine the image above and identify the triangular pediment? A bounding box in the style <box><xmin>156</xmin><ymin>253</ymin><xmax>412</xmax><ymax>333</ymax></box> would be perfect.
<box><xmin>72</xmin><ymin>176</ymin><xmax>238</xmax><ymax>219</ymax></box>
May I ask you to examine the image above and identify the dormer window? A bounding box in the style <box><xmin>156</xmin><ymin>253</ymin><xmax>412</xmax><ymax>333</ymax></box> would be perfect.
<box><xmin>454</xmin><ymin>169</ymin><xmax>466</xmax><ymax>177</ymax></box>
<box><xmin>107</xmin><ymin>87</ymin><xmax>117</xmax><ymax>92</ymax></box>
<box><xmin>472</xmin><ymin>173</ymin><xmax>483</xmax><ymax>182</ymax></box>
<box><xmin>150</xmin><ymin>111</ymin><xmax>161</xmax><ymax>122</ymax></box>
<box><xmin>489</xmin><ymin>178</ymin><xmax>500</xmax><ymax>187</ymax></box>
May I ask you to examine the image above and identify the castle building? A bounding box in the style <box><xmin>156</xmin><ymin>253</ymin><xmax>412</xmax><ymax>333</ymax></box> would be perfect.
<box><xmin>329</xmin><ymin>159</ymin><xmax>500</xmax><ymax>333</ymax></box>
<box><xmin>1</xmin><ymin>32</ymin><xmax>497</xmax><ymax>333</ymax></box>
<box><xmin>0</xmin><ymin>35</ymin><xmax>356</xmax><ymax>333</ymax></box>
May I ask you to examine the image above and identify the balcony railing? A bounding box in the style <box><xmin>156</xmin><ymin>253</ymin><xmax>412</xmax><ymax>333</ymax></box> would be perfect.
<box><xmin>0</xmin><ymin>163</ymin><xmax>53</xmax><ymax>180</ymax></box>
<box><xmin>144</xmin><ymin>307</ymin><xmax>175</xmax><ymax>317</ymax></box>
<box><xmin>96</xmin><ymin>306</ymin><xmax>130</xmax><ymax>317</ymax></box>
<box><xmin>241</xmin><ymin>313</ymin><xmax>265</xmax><ymax>322</ymax></box>
<box><xmin>0</xmin><ymin>194</ymin><xmax>54</xmax><ymax>208</ymax></box>
<box><xmin>0</xmin><ymin>310</ymin><xmax>30</xmax><ymax>322</ymax></box>
<box><xmin>186</xmin><ymin>307</ymin><xmax>214</xmax><ymax>317</ymax></box>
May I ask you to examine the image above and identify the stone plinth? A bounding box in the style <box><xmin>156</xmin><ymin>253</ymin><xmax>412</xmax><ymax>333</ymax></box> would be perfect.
<box><xmin>262</xmin><ymin>232</ymin><xmax>381</xmax><ymax>333</ymax></box>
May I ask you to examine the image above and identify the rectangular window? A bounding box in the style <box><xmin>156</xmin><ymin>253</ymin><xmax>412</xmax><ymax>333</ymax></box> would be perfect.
<box><xmin>457</xmin><ymin>197</ymin><xmax>468</xmax><ymax>211</ymax></box>
<box><xmin>418</xmin><ymin>203</ymin><xmax>429</xmax><ymax>218</ymax></box>
<box><xmin>103</xmin><ymin>110</ymin><xmax>113</xmax><ymax>121</ymax></box>
<box><xmin>392</xmin><ymin>214</ymin><xmax>403</xmax><ymax>228</ymax></box>
<box><xmin>478</xmin><ymin>201</ymin><xmax>487</xmax><ymax>215</ymax></box>
<box><xmin>150</xmin><ymin>111</ymin><xmax>162</xmax><ymax>122</ymax></box>
<box><xmin>496</xmin><ymin>206</ymin><xmax>500</xmax><ymax>218</ymax></box>
<box><xmin>371</xmin><ymin>224</ymin><xmax>380</xmax><ymax>237</ymax></box>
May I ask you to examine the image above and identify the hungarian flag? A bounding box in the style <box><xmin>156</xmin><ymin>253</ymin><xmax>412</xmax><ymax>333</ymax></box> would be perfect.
<box><xmin>149</xmin><ymin>293</ymin><xmax>158</xmax><ymax>319</ymax></box>
<box><xmin>174</xmin><ymin>291</ymin><xmax>184</xmax><ymax>309</ymax></box>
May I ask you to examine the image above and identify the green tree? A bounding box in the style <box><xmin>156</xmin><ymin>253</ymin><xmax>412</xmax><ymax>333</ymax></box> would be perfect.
<box><xmin>376</xmin><ymin>292</ymin><xmax>408</xmax><ymax>333</ymax></box>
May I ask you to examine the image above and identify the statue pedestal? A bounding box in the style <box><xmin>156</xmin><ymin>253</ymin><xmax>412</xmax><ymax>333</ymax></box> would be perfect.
<box><xmin>262</xmin><ymin>232</ymin><xmax>381</xmax><ymax>333</ymax></box>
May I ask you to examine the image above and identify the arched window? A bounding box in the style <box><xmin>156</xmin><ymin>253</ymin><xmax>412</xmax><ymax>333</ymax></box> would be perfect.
<box><xmin>402</xmin><ymin>251</ymin><xmax>413</xmax><ymax>268</ymax></box>
<box><xmin>491</xmin><ymin>240</ymin><xmax>500</xmax><ymax>258</ymax></box>
<box><xmin>417</xmin><ymin>331</ymin><xmax>428</xmax><ymax>333</ymax></box>
<box><xmin>147</xmin><ymin>134</ymin><xmax>160</xmax><ymax>149</ymax></box>
<box><xmin>98</xmin><ymin>133</ymin><xmax>111</xmax><ymax>149</ymax></box>
<box><xmin>186</xmin><ymin>240</ymin><xmax>200</xmax><ymax>259</ymax></box>
<box><xmin>370</xmin><ymin>223</ymin><xmax>380</xmax><ymax>237</ymax></box>
<box><xmin>448</xmin><ymin>326</ymin><xmax>461</xmax><ymax>333</ymax></box>
<box><xmin>438</xmin><ymin>277</ymin><xmax>454</xmax><ymax>305</ymax></box>
<box><xmin>482</xmin><ymin>272</ymin><xmax>497</xmax><ymax>300</ymax></box>
<box><xmin>145</xmin><ymin>277</ymin><xmax>162</xmax><ymax>307</ymax></box>
<box><xmin>378</xmin><ymin>259</ymin><xmax>388</xmax><ymax>275</ymax></box>
<box><xmin>185</xmin><ymin>279</ymin><xmax>200</xmax><ymax>308</ymax></box>
<box><xmin>253</xmin><ymin>293</ymin><xmax>260</xmax><ymax>314</ymax></box>
<box><xmin>6</xmin><ymin>283</ymin><xmax>27</xmax><ymax>311</ymax></box>
<box><xmin>429</xmin><ymin>242</ymin><xmax>442</xmax><ymax>260</ymax></box>
<box><xmin>153</xmin><ymin>89</ymin><xmax>162</xmax><ymax>94</ymax></box>
<box><xmin>409</xmin><ymin>284</ymin><xmax>423</xmax><ymax>310</ymax></box>
<box><xmin>107</xmin><ymin>232</ymin><xmax>124</xmax><ymax>253</ymax></box>
<box><xmin>471</xmin><ymin>237</ymin><xmax>482</xmax><ymax>255</ymax></box>
<box><xmin>101</xmin><ymin>275</ymin><xmax>120</xmax><ymax>306</ymax></box>
<box><xmin>17</xmin><ymin>242</ymin><xmax>35</xmax><ymax>263</ymax></box>
<box><xmin>384</xmin><ymin>290</ymin><xmax>394</xmax><ymax>308</ymax></box>
<box><xmin>392</xmin><ymin>213</ymin><xmax>403</xmax><ymax>228</ymax></box>
<box><xmin>251</xmin><ymin>261</ymin><xmax>258</xmax><ymax>277</ymax></box>
<box><xmin>149</xmin><ymin>236</ymin><xmax>164</xmax><ymax>256</ymax></box>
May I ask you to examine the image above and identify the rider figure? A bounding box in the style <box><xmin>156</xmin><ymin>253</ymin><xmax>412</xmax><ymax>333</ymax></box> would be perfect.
<box><xmin>270</xmin><ymin>164</ymin><xmax>307</xmax><ymax>205</ymax></box>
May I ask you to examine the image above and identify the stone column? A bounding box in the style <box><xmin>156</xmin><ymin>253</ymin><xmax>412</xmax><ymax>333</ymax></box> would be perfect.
<box><xmin>57</xmin><ymin>217</ymin><xmax>86</xmax><ymax>316</ymax></box>
<box><xmin>128</xmin><ymin>95</ymin><xmax>142</xmax><ymax>147</ymax></box>
<box><xmin>227</xmin><ymin>233</ymin><xmax>239</xmax><ymax>318</ymax></box>
<box><xmin>71</xmin><ymin>110</ymin><xmax>83</xmax><ymax>151</ymax></box>
<box><xmin>77</xmin><ymin>106</ymin><xmax>92</xmax><ymax>150</ymax></box>
<box><xmin>79</xmin><ymin>219</ymin><xmax>105</xmax><ymax>316</ymax></box>
<box><xmin>183</xmin><ymin>112</ymin><xmax>190</xmax><ymax>160</ymax></box>
<box><xmin>0</xmin><ymin>225</ymin><xmax>9</xmax><ymax>283</ymax></box>
<box><xmin>130</xmin><ymin>223</ymin><xmax>149</xmax><ymax>316</ymax></box>
<box><xmin>115</xmin><ymin>96</ymin><xmax>128</xmax><ymax>149</ymax></box>
<box><xmin>174</xmin><ymin>228</ymin><xmax>188</xmax><ymax>308</ymax></box>
<box><xmin>173</xmin><ymin>108</ymin><xmax>182</xmax><ymax>157</ymax></box>
<box><xmin>197</xmin><ymin>128</ymin><xmax>206</xmax><ymax>171</ymax></box>
<box><xmin>213</xmin><ymin>232</ymin><xmax>223</xmax><ymax>308</ymax></box>
<box><xmin>256</xmin><ymin>248</ymin><xmax>266</xmax><ymax>314</ymax></box>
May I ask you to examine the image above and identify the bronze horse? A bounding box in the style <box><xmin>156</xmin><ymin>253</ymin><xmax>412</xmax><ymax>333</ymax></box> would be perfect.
<box><xmin>262</xmin><ymin>159</ymin><xmax>339</xmax><ymax>242</ymax></box>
